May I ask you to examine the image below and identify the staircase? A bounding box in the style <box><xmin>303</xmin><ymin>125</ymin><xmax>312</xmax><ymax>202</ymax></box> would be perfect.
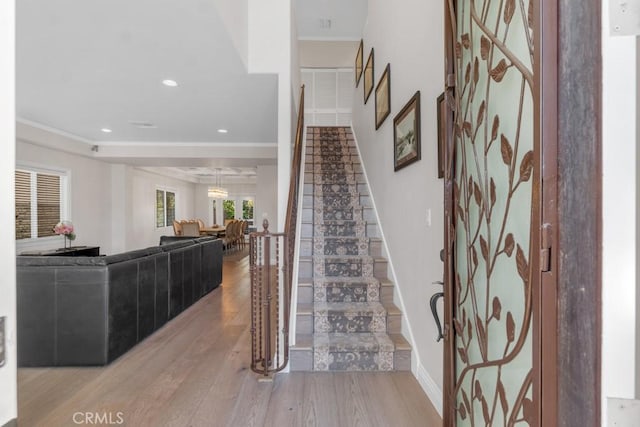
<box><xmin>290</xmin><ymin>126</ymin><xmax>411</xmax><ymax>371</ymax></box>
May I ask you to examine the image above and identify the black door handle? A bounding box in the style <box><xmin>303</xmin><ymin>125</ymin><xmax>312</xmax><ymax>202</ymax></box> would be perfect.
<box><xmin>431</xmin><ymin>280</ymin><xmax>444</xmax><ymax>342</ymax></box>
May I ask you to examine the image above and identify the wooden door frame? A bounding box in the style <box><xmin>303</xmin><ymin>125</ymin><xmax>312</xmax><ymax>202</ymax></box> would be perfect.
<box><xmin>442</xmin><ymin>0</ymin><xmax>602</xmax><ymax>425</ymax></box>
<box><xmin>555</xmin><ymin>0</ymin><xmax>602</xmax><ymax>425</ymax></box>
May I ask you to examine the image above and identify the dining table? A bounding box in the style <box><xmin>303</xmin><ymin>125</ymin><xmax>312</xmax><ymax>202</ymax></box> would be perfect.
<box><xmin>201</xmin><ymin>225</ymin><xmax>226</xmax><ymax>237</ymax></box>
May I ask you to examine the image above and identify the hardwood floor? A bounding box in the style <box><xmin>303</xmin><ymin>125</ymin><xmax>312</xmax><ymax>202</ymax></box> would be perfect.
<box><xmin>18</xmin><ymin>253</ymin><xmax>442</xmax><ymax>427</ymax></box>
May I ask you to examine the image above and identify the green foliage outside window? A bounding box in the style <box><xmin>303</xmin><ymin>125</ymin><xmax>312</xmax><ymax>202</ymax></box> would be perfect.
<box><xmin>242</xmin><ymin>199</ymin><xmax>254</xmax><ymax>220</ymax></box>
<box><xmin>223</xmin><ymin>200</ymin><xmax>235</xmax><ymax>220</ymax></box>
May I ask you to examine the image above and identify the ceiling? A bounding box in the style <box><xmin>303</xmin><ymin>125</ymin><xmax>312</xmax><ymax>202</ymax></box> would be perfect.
<box><xmin>295</xmin><ymin>0</ymin><xmax>367</xmax><ymax>40</ymax></box>
<box><xmin>16</xmin><ymin>0</ymin><xmax>367</xmax><ymax>181</ymax></box>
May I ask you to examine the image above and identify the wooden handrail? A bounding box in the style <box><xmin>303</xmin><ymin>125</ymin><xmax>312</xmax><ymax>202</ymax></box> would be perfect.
<box><xmin>249</xmin><ymin>85</ymin><xmax>305</xmax><ymax>377</ymax></box>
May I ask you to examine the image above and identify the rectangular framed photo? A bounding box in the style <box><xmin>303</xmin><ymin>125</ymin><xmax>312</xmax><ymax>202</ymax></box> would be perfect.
<box><xmin>375</xmin><ymin>64</ymin><xmax>391</xmax><ymax>130</ymax></box>
<box><xmin>393</xmin><ymin>91</ymin><xmax>421</xmax><ymax>171</ymax></box>
<box><xmin>363</xmin><ymin>48</ymin><xmax>374</xmax><ymax>104</ymax></box>
<box><xmin>355</xmin><ymin>40</ymin><xmax>364</xmax><ymax>87</ymax></box>
<box><xmin>436</xmin><ymin>92</ymin><xmax>446</xmax><ymax>178</ymax></box>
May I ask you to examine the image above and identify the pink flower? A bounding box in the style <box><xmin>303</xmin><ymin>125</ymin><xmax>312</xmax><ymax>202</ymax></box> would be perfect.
<box><xmin>53</xmin><ymin>221</ymin><xmax>75</xmax><ymax>236</ymax></box>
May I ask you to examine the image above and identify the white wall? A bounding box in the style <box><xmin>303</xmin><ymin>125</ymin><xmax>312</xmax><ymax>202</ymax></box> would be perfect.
<box><xmin>602</xmin><ymin>1</ymin><xmax>638</xmax><ymax>423</ymax></box>
<box><xmin>124</xmin><ymin>168</ymin><xmax>197</xmax><ymax>250</ymax></box>
<box><xmin>213</xmin><ymin>0</ymin><xmax>249</xmax><ymax>69</ymax></box>
<box><xmin>16</xmin><ymin>125</ymin><xmax>199</xmax><ymax>254</ymax></box>
<box><xmin>0</xmin><ymin>0</ymin><xmax>16</xmax><ymax>423</ymax></box>
<box><xmin>16</xmin><ymin>139</ymin><xmax>114</xmax><ymax>255</ymax></box>
<box><xmin>248</xmin><ymin>0</ymin><xmax>293</xmax><ymax>231</ymax></box>
<box><xmin>350</xmin><ymin>0</ymin><xmax>445</xmax><ymax>413</ymax></box>
<box><xmin>255</xmin><ymin>165</ymin><xmax>278</xmax><ymax>231</ymax></box>
<box><xmin>637</xmin><ymin>37</ymin><xmax>640</xmax><ymax>401</ymax></box>
<box><xmin>299</xmin><ymin>40</ymin><xmax>360</xmax><ymax>68</ymax></box>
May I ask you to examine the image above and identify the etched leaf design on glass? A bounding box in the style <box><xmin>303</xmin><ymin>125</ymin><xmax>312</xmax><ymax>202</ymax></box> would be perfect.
<box><xmin>504</xmin><ymin>233</ymin><xmax>515</xmax><ymax>256</ymax></box>
<box><xmin>501</xmin><ymin>135</ymin><xmax>513</xmax><ymax>165</ymax></box>
<box><xmin>480</xmin><ymin>36</ymin><xmax>491</xmax><ymax>60</ymax></box>
<box><xmin>497</xmin><ymin>380</ymin><xmax>509</xmax><ymax>414</ymax></box>
<box><xmin>461</xmin><ymin>33</ymin><xmax>471</xmax><ymax>49</ymax></box>
<box><xmin>490</xmin><ymin>59</ymin><xmax>509</xmax><ymax>82</ymax></box>
<box><xmin>506</xmin><ymin>312</ymin><xmax>515</xmax><ymax>343</ymax></box>
<box><xmin>504</xmin><ymin>0</ymin><xmax>516</xmax><ymax>24</ymax></box>
<box><xmin>450</xmin><ymin>0</ymin><xmax>535</xmax><ymax>424</ymax></box>
<box><xmin>491</xmin><ymin>115</ymin><xmax>500</xmax><ymax>141</ymax></box>
<box><xmin>492</xmin><ymin>296</ymin><xmax>502</xmax><ymax>321</ymax></box>
<box><xmin>519</xmin><ymin>151</ymin><xmax>534</xmax><ymax>182</ymax></box>
<box><xmin>476</xmin><ymin>101</ymin><xmax>485</xmax><ymax>128</ymax></box>
<box><xmin>480</xmin><ymin>235</ymin><xmax>489</xmax><ymax>260</ymax></box>
<box><xmin>516</xmin><ymin>244</ymin><xmax>529</xmax><ymax>284</ymax></box>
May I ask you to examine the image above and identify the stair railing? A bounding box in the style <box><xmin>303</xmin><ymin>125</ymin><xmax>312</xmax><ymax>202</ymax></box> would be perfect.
<box><xmin>249</xmin><ymin>85</ymin><xmax>305</xmax><ymax>377</ymax></box>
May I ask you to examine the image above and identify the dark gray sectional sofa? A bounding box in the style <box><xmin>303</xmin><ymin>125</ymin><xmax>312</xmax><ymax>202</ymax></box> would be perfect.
<box><xmin>16</xmin><ymin>236</ymin><xmax>222</xmax><ymax>367</ymax></box>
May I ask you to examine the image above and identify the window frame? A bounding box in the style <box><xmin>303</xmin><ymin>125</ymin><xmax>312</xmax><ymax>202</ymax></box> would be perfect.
<box><xmin>15</xmin><ymin>163</ymin><xmax>70</xmax><ymax>245</ymax></box>
<box><xmin>155</xmin><ymin>187</ymin><xmax>177</xmax><ymax>228</ymax></box>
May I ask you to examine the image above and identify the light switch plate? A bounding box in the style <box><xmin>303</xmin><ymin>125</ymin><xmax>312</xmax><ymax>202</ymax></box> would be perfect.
<box><xmin>0</xmin><ymin>316</ymin><xmax>5</xmax><ymax>367</ymax></box>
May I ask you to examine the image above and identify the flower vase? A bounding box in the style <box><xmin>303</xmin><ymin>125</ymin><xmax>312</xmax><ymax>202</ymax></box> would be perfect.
<box><xmin>64</xmin><ymin>235</ymin><xmax>69</xmax><ymax>249</ymax></box>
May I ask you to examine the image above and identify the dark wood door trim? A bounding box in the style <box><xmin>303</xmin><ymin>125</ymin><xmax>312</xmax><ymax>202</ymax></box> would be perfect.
<box><xmin>536</xmin><ymin>0</ymin><xmax>559</xmax><ymax>424</ymax></box>
<box><xmin>556</xmin><ymin>0</ymin><xmax>602</xmax><ymax>425</ymax></box>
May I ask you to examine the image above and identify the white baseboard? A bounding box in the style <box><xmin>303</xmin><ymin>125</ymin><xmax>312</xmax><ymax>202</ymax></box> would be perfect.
<box><xmin>416</xmin><ymin>363</ymin><xmax>443</xmax><ymax>417</ymax></box>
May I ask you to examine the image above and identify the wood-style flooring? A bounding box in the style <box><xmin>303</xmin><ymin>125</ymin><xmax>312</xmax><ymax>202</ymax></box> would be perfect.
<box><xmin>18</xmin><ymin>252</ymin><xmax>442</xmax><ymax>426</ymax></box>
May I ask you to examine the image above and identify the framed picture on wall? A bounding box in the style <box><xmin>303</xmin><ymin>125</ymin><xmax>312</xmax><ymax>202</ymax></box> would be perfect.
<box><xmin>393</xmin><ymin>91</ymin><xmax>421</xmax><ymax>171</ymax></box>
<box><xmin>355</xmin><ymin>40</ymin><xmax>364</xmax><ymax>87</ymax></box>
<box><xmin>436</xmin><ymin>92</ymin><xmax>446</xmax><ymax>179</ymax></box>
<box><xmin>375</xmin><ymin>64</ymin><xmax>391</xmax><ymax>130</ymax></box>
<box><xmin>363</xmin><ymin>48</ymin><xmax>374</xmax><ymax>104</ymax></box>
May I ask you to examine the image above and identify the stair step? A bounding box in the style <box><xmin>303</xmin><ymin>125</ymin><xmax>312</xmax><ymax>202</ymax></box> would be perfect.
<box><xmin>313</xmin><ymin>332</ymin><xmax>394</xmax><ymax>371</ymax></box>
<box><xmin>290</xmin><ymin>333</ymin><xmax>411</xmax><ymax>371</ymax></box>
<box><xmin>313</xmin><ymin>221</ymin><xmax>367</xmax><ymax>238</ymax></box>
<box><xmin>299</xmin><ymin>236</ymin><xmax>382</xmax><ymax>257</ymax></box>
<box><xmin>297</xmin><ymin>255</ymin><xmax>388</xmax><ymax>279</ymax></box>
<box><xmin>313</xmin><ymin>236</ymin><xmax>372</xmax><ymax>256</ymax></box>
<box><xmin>313</xmin><ymin>301</ymin><xmax>387</xmax><ymax>333</ymax></box>
<box><xmin>294</xmin><ymin>126</ymin><xmax>410</xmax><ymax>372</ymax></box>
<box><xmin>313</xmin><ymin>255</ymin><xmax>375</xmax><ymax>278</ymax></box>
<box><xmin>297</xmin><ymin>277</ymin><xmax>386</xmax><ymax>304</ymax></box>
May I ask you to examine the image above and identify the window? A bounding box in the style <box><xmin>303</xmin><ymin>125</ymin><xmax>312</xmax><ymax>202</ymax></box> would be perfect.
<box><xmin>301</xmin><ymin>68</ymin><xmax>352</xmax><ymax>126</ymax></box>
<box><xmin>15</xmin><ymin>168</ymin><xmax>67</xmax><ymax>240</ymax></box>
<box><xmin>223</xmin><ymin>200</ymin><xmax>235</xmax><ymax>222</ymax></box>
<box><xmin>242</xmin><ymin>199</ymin><xmax>254</xmax><ymax>225</ymax></box>
<box><xmin>156</xmin><ymin>189</ymin><xmax>176</xmax><ymax>227</ymax></box>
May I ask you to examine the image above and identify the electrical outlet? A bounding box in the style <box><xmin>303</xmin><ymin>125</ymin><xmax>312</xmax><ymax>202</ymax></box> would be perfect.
<box><xmin>0</xmin><ymin>316</ymin><xmax>5</xmax><ymax>367</ymax></box>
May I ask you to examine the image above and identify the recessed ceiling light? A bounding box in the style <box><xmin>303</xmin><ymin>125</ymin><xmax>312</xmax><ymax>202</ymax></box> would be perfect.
<box><xmin>162</xmin><ymin>79</ymin><xmax>178</xmax><ymax>87</ymax></box>
<box><xmin>217</xmin><ymin>129</ymin><xmax>228</xmax><ymax>133</ymax></box>
<box><xmin>101</xmin><ymin>128</ymin><xmax>112</xmax><ymax>133</ymax></box>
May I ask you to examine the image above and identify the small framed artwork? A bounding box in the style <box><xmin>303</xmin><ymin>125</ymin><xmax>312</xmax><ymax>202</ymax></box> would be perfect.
<box><xmin>436</xmin><ymin>92</ymin><xmax>446</xmax><ymax>178</ymax></box>
<box><xmin>375</xmin><ymin>64</ymin><xmax>391</xmax><ymax>130</ymax></box>
<box><xmin>363</xmin><ymin>48</ymin><xmax>374</xmax><ymax>104</ymax></box>
<box><xmin>355</xmin><ymin>40</ymin><xmax>364</xmax><ymax>87</ymax></box>
<box><xmin>393</xmin><ymin>91</ymin><xmax>421</xmax><ymax>171</ymax></box>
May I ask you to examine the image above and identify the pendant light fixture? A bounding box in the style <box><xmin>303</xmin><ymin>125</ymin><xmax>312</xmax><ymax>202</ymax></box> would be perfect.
<box><xmin>208</xmin><ymin>168</ymin><xmax>228</xmax><ymax>199</ymax></box>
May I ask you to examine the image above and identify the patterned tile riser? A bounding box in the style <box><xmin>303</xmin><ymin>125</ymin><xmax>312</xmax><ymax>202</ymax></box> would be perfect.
<box><xmin>316</xmin><ymin>184</ymin><xmax>357</xmax><ymax>194</ymax></box>
<box><xmin>314</xmin><ymin>207</ymin><xmax>363</xmax><ymax>222</ymax></box>
<box><xmin>313</xmin><ymin>222</ymin><xmax>367</xmax><ymax>238</ymax></box>
<box><xmin>314</xmin><ymin>237</ymin><xmax>370</xmax><ymax>256</ymax></box>
<box><xmin>314</xmin><ymin>195</ymin><xmax>361</xmax><ymax>210</ymax></box>
<box><xmin>314</xmin><ymin>258</ymin><xmax>374</xmax><ymax>278</ymax></box>
<box><xmin>313</xmin><ymin>163</ymin><xmax>357</xmax><ymax>174</ymax></box>
<box><xmin>314</xmin><ymin>281</ymin><xmax>380</xmax><ymax>303</ymax></box>
<box><xmin>314</xmin><ymin>313</ymin><xmax>387</xmax><ymax>334</ymax></box>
